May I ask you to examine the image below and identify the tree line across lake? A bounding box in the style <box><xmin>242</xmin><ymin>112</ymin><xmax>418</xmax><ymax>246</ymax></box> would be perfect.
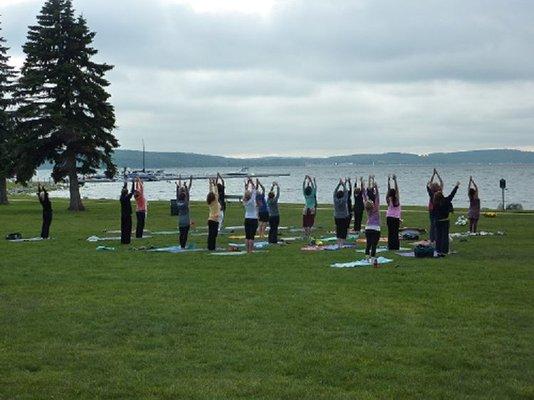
<box><xmin>0</xmin><ymin>0</ymin><xmax>117</xmax><ymax>210</ymax></box>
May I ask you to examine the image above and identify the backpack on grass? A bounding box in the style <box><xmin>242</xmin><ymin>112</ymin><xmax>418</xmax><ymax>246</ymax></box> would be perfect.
<box><xmin>414</xmin><ymin>244</ymin><xmax>435</xmax><ymax>258</ymax></box>
<box><xmin>6</xmin><ymin>233</ymin><xmax>22</xmax><ymax>241</ymax></box>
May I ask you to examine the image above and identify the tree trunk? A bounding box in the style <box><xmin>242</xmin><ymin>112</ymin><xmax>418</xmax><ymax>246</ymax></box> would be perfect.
<box><xmin>67</xmin><ymin>154</ymin><xmax>85</xmax><ymax>211</ymax></box>
<box><xmin>0</xmin><ymin>175</ymin><xmax>8</xmax><ymax>205</ymax></box>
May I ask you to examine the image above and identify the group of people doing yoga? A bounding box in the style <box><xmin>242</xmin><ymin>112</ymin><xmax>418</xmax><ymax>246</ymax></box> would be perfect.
<box><xmin>33</xmin><ymin>169</ymin><xmax>482</xmax><ymax>258</ymax></box>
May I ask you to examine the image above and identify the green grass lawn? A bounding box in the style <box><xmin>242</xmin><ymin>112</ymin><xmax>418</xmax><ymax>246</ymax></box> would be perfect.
<box><xmin>0</xmin><ymin>198</ymin><xmax>532</xmax><ymax>399</ymax></box>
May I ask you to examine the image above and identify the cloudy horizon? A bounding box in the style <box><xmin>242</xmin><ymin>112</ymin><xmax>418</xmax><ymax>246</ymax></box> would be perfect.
<box><xmin>2</xmin><ymin>0</ymin><xmax>534</xmax><ymax>157</ymax></box>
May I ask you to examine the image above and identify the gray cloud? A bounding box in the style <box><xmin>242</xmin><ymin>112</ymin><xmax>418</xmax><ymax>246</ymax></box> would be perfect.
<box><xmin>2</xmin><ymin>0</ymin><xmax>534</xmax><ymax>155</ymax></box>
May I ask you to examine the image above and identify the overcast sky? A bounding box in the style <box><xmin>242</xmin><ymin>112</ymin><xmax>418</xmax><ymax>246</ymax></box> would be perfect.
<box><xmin>2</xmin><ymin>0</ymin><xmax>534</xmax><ymax>156</ymax></box>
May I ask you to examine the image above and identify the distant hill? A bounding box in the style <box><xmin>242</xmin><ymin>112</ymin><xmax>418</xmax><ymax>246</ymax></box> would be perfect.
<box><xmin>111</xmin><ymin>149</ymin><xmax>534</xmax><ymax>168</ymax></box>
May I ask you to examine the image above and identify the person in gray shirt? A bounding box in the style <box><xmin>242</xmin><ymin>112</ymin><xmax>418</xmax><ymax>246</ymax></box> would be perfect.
<box><xmin>333</xmin><ymin>179</ymin><xmax>349</xmax><ymax>247</ymax></box>
<box><xmin>176</xmin><ymin>175</ymin><xmax>193</xmax><ymax>249</ymax></box>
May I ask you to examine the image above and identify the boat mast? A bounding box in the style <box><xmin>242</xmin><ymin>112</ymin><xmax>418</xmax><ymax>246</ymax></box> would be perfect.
<box><xmin>142</xmin><ymin>139</ymin><xmax>146</xmax><ymax>173</ymax></box>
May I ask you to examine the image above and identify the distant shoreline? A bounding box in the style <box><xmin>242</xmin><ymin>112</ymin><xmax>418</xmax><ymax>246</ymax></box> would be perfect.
<box><xmin>38</xmin><ymin>149</ymin><xmax>534</xmax><ymax>169</ymax></box>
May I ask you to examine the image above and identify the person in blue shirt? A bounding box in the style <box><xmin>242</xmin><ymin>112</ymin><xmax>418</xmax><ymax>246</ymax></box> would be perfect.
<box><xmin>256</xmin><ymin>179</ymin><xmax>269</xmax><ymax>239</ymax></box>
<box><xmin>302</xmin><ymin>175</ymin><xmax>317</xmax><ymax>239</ymax></box>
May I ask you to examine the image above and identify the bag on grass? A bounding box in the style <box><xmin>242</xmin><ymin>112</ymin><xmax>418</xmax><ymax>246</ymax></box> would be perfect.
<box><xmin>414</xmin><ymin>244</ymin><xmax>435</xmax><ymax>258</ymax></box>
<box><xmin>6</xmin><ymin>233</ymin><xmax>22</xmax><ymax>241</ymax></box>
<box><xmin>401</xmin><ymin>231</ymin><xmax>419</xmax><ymax>241</ymax></box>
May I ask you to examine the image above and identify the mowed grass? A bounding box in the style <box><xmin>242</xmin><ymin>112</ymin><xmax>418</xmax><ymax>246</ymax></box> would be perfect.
<box><xmin>0</xmin><ymin>197</ymin><xmax>532</xmax><ymax>399</ymax></box>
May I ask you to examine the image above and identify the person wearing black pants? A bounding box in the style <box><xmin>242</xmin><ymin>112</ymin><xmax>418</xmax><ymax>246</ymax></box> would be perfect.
<box><xmin>345</xmin><ymin>178</ymin><xmax>352</xmax><ymax>231</ymax></box>
<box><xmin>364</xmin><ymin>175</ymin><xmax>381</xmax><ymax>263</ymax></box>
<box><xmin>177</xmin><ymin>175</ymin><xmax>193</xmax><ymax>249</ymax></box>
<box><xmin>427</xmin><ymin>168</ymin><xmax>444</xmax><ymax>243</ymax></box>
<box><xmin>267</xmin><ymin>182</ymin><xmax>281</xmax><ymax>244</ymax></box>
<box><xmin>386</xmin><ymin>217</ymin><xmax>400</xmax><ymax>250</ymax></box>
<box><xmin>353</xmin><ymin>177</ymin><xmax>365</xmax><ymax>234</ymax></box>
<box><xmin>207</xmin><ymin>220</ymin><xmax>219</xmax><ymax>250</ymax></box>
<box><xmin>37</xmin><ymin>184</ymin><xmax>53</xmax><ymax>239</ymax></box>
<box><xmin>433</xmin><ymin>182</ymin><xmax>460</xmax><ymax>257</ymax></box>
<box><xmin>435</xmin><ymin>219</ymin><xmax>450</xmax><ymax>255</ymax></box>
<box><xmin>365</xmin><ymin>229</ymin><xmax>380</xmax><ymax>257</ymax></box>
<box><xmin>120</xmin><ymin>181</ymin><xmax>135</xmax><ymax>245</ymax></box>
<box><xmin>207</xmin><ymin>179</ymin><xmax>220</xmax><ymax>251</ymax></box>
<box><xmin>386</xmin><ymin>175</ymin><xmax>401</xmax><ymax>251</ymax></box>
<box><xmin>133</xmin><ymin>178</ymin><xmax>147</xmax><ymax>238</ymax></box>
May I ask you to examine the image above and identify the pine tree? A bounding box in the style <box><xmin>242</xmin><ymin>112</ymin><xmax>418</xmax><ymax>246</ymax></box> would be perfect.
<box><xmin>15</xmin><ymin>0</ymin><xmax>118</xmax><ymax>211</ymax></box>
<box><xmin>0</xmin><ymin>21</ymin><xmax>17</xmax><ymax>205</ymax></box>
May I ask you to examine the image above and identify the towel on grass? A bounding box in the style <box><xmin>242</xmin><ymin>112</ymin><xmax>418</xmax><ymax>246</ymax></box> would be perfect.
<box><xmin>7</xmin><ymin>237</ymin><xmax>45</xmax><ymax>243</ymax></box>
<box><xmin>355</xmin><ymin>246</ymin><xmax>410</xmax><ymax>253</ymax></box>
<box><xmin>148</xmin><ymin>246</ymin><xmax>205</xmax><ymax>254</ymax></box>
<box><xmin>331</xmin><ymin>257</ymin><xmax>393</xmax><ymax>268</ymax></box>
<box><xmin>96</xmin><ymin>246</ymin><xmax>116</xmax><ymax>251</ymax></box>
<box><xmin>301</xmin><ymin>244</ymin><xmax>357</xmax><ymax>251</ymax></box>
<box><xmin>321</xmin><ymin>234</ymin><xmax>358</xmax><ymax>242</ymax></box>
<box><xmin>228</xmin><ymin>241</ymin><xmax>270</xmax><ymax>250</ymax></box>
<box><xmin>87</xmin><ymin>235</ymin><xmax>152</xmax><ymax>242</ymax></box>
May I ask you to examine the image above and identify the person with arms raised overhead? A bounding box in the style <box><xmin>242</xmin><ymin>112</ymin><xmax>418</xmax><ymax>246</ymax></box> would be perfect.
<box><xmin>267</xmin><ymin>182</ymin><xmax>281</xmax><ymax>244</ymax></box>
<box><xmin>432</xmin><ymin>181</ymin><xmax>460</xmax><ymax>257</ymax></box>
<box><xmin>363</xmin><ymin>175</ymin><xmax>380</xmax><ymax>265</ymax></box>
<box><xmin>37</xmin><ymin>184</ymin><xmax>52</xmax><ymax>239</ymax></box>
<box><xmin>120</xmin><ymin>180</ymin><xmax>135</xmax><ymax>245</ymax></box>
<box><xmin>386</xmin><ymin>174</ymin><xmax>402</xmax><ymax>251</ymax></box>
<box><xmin>345</xmin><ymin>177</ymin><xmax>353</xmax><ymax>236</ymax></box>
<box><xmin>216</xmin><ymin>172</ymin><xmax>226</xmax><ymax>230</ymax></box>
<box><xmin>176</xmin><ymin>175</ymin><xmax>193</xmax><ymax>249</ymax></box>
<box><xmin>206</xmin><ymin>178</ymin><xmax>221</xmax><ymax>251</ymax></box>
<box><xmin>467</xmin><ymin>176</ymin><xmax>481</xmax><ymax>233</ymax></box>
<box><xmin>256</xmin><ymin>179</ymin><xmax>269</xmax><ymax>239</ymax></box>
<box><xmin>133</xmin><ymin>177</ymin><xmax>147</xmax><ymax>238</ymax></box>
<box><xmin>302</xmin><ymin>175</ymin><xmax>317</xmax><ymax>240</ymax></box>
<box><xmin>333</xmin><ymin>178</ymin><xmax>349</xmax><ymax>248</ymax></box>
<box><xmin>353</xmin><ymin>177</ymin><xmax>365</xmax><ymax>235</ymax></box>
<box><xmin>427</xmin><ymin>168</ymin><xmax>444</xmax><ymax>243</ymax></box>
<box><xmin>243</xmin><ymin>178</ymin><xmax>259</xmax><ymax>253</ymax></box>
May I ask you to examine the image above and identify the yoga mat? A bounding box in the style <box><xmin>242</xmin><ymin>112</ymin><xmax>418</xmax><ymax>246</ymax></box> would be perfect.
<box><xmin>356</xmin><ymin>237</ymin><xmax>388</xmax><ymax>244</ymax></box>
<box><xmin>301</xmin><ymin>244</ymin><xmax>357</xmax><ymax>252</ymax></box>
<box><xmin>205</xmin><ymin>226</ymin><xmax>289</xmax><ymax>231</ymax></box>
<box><xmin>449</xmin><ymin>231</ymin><xmax>505</xmax><ymax>238</ymax></box>
<box><xmin>355</xmin><ymin>246</ymin><xmax>410</xmax><ymax>253</ymax></box>
<box><xmin>331</xmin><ymin>257</ymin><xmax>393</xmax><ymax>268</ymax></box>
<box><xmin>96</xmin><ymin>246</ymin><xmax>116</xmax><ymax>251</ymax></box>
<box><xmin>279</xmin><ymin>236</ymin><xmax>301</xmax><ymax>242</ymax></box>
<box><xmin>228</xmin><ymin>241</ymin><xmax>270</xmax><ymax>249</ymax></box>
<box><xmin>104</xmin><ymin>229</ymin><xmax>151</xmax><ymax>234</ymax></box>
<box><xmin>321</xmin><ymin>234</ymin><xmax>358</xmax><ymax>242</ymax></box>
<box><xmin>210</xmin><ymin>251</ymin><xmax>248</xmax><ymax>256</ymax></box>
<box><xmin>396</xmin><ymin>251</ymin><xmax>437</xmax><ymax>258</ymax></box>
<box><xmin>148</xmin><ymin>246</ymin><xmax>205</xmax><ymax>254</ymax></box>
<box><xmin>396</xmin><ymin>251</ymin><xmax>458</xmax><ymax>258</ymax></box>
<box><xmin>87</xmin><ymin>235</ymin><xmax>153</xmax><ymax>242</ymax></box>
<box><xmin>8</xmin><ymin>237</ymin><xmax>45</xmax><ymax>243</ymax></box>
<box><xmin>399</xmin><ymin>227</ymin><xmax>427</xmax><ymax>233</ymax></box>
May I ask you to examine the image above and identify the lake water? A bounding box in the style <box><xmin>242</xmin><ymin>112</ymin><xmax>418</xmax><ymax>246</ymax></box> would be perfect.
<box><xmin>36</xmin><ymin>164</ymin><xmax>533</xmax><ymax>210</ymax></box>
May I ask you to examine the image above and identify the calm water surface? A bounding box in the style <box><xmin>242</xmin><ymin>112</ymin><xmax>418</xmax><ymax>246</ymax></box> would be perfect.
<box><xmin>36</xmin><ymin>164</ymin><xmax>533</xmax><ymax>209</ymax></box>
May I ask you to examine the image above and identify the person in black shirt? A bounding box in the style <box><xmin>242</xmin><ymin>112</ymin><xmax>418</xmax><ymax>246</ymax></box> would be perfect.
<box><xmin>427</xmin><ymin>168</ymin><xmax>444</xmax><ymax>243</ymax></box>
<box><xmin>345</xmin><ymin>178</ymin><xmax>353</xmax><ymax>232</ymax></box>
<box><xmin>432</xmin><ymin>182</ymin><xmax>460</xmax><ymax>257</ymax></box>
<box><xmin>37</xmin><ymin>184</ymin><xmax>52</xmax><ymax>239</ymax></box>
<box><xmin>120</xmin><ymin>181</ymin><xmax>135</xmax><ymax>244</ymax></box>
<box><xmin>216</xmin><ymin>173</ymin><xmax>226</xmax><ymax>230</ymax></box>
<box><xmin>353</xmin><ymin>177</ymin><xmax>365</xmax><ymax>234</ymax></box>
